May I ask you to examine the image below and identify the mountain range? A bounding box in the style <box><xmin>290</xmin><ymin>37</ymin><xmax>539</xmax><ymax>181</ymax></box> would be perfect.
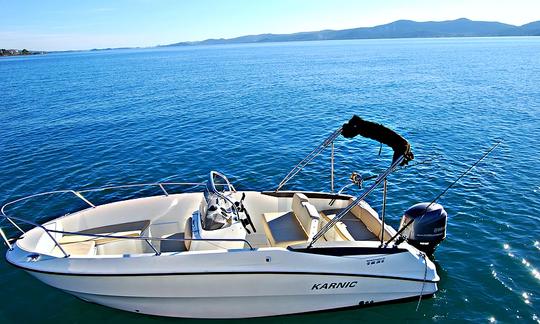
<box><xmin>165</xmin><ymin>18</ymin><xmax>540</xmax><ymax>47</ymax></box>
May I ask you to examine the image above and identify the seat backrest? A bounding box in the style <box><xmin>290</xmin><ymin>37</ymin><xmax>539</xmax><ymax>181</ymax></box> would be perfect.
<box><xmin>35</xmin><ymin>221</ymin><xmax>63</xmax><ymax>255</ymax></box>
<box><xmin>292</xmin><ymin>193</ymin><xmax>320</xmax><ymax>240</ymax></box>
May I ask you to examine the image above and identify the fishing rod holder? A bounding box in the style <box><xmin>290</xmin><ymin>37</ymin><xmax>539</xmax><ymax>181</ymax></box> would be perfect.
<box><xmin>350</xmin><ymin>172</ymin><xmax>363</xmax><ymax>188</ymax></box>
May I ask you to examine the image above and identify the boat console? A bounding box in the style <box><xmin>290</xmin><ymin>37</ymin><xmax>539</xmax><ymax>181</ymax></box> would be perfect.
<box><xmin>185</xmin><ymin>171</ymin><xmax>255</xmax><ymax>250</ymax></box>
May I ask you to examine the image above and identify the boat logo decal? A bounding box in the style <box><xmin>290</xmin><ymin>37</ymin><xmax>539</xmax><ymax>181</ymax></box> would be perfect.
<box><xmin>366</xmin><ymin>257</ymin><xmax>385</xmax><ymax>266</ymax></box>
<box><xmin>311</xmin><ymin>281</ymin><xmax>357</xmax><ymax>290</ymax></box>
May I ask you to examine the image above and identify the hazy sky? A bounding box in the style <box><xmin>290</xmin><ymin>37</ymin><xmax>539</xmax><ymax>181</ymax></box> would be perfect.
<box><xmin>1</xmin><ymin>0</ymin><xmax>539</xmax><ymax>51</ymax></box>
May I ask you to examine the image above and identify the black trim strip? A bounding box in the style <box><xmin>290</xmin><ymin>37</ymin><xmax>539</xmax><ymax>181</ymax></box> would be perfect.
<box><xmin>288</xmin><ymin>246</ymin><xmax>408</xmax><ymax>256</ymax></box>
<box><xmin>7</xmin><ymin>259</ymin><xmax>437</xmax><ymax>283</ymax></box>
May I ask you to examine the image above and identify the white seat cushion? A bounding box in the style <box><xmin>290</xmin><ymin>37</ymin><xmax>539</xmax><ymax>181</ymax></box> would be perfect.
<box><xmin>262</xmin><ymin>193</ymin><xmax>321</xmax><ymax>247</ymax></box>
<box><xmin>263</xmin><ymin>211</ymin><xmax>308</xmax><ymax>247</ymax></box>
<box><xmin>53</xmin><ymin>241</ymin><xmax>96</xmax><ymax>256</ymax></box>
<box><xmin>292</xmin><ymin>193</ymin><xmax>319</xmax><ymax>240</ymax></box>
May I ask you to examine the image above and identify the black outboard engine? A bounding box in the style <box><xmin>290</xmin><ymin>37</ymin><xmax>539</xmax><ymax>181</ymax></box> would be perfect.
<box><xmin>399</xmin><ymin>202</ymin><xmax>447</xmax><ymax>255</ymax></box>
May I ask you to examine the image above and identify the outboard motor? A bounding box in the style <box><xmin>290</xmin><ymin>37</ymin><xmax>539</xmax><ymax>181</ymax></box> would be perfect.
<box><xmin>399</xmin><ymin>202</ymin><xmax>447</xmax><ymax>255</ymax></box>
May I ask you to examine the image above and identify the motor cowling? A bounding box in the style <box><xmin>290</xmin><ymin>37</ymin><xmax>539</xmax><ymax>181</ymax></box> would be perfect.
<box><xmin>399</xmin><ymin>202</ymin><xmax>447</xmax><ymax>255</ymax></box>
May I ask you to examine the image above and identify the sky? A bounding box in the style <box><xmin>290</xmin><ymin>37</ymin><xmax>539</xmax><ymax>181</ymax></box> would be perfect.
<box><xmin>1</xmin><ymin>0</ymin><xmax>539</xmax><ymax>51</ymax></box>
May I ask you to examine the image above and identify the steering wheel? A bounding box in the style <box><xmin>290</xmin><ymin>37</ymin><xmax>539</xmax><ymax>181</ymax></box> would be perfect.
<box><xmin>237</xmin><ymin>193</ymin><xmax>256</xmax><ymax>234</ymax></box>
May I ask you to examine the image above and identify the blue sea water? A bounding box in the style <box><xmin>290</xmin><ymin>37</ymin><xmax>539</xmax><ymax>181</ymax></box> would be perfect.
<box><xmin>1</xmin><ymin>37</ymin><xmax>539</xmax><ymax>323</ymax></box>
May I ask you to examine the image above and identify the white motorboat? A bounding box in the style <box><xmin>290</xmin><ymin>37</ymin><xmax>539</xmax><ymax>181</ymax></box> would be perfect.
<box><xmin>2</xmin><ymin>116</ymin><xmax>447</xmax><ymax>318</ymax></box>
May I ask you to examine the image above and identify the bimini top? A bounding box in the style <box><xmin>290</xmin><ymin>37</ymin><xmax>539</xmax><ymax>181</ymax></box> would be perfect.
<box><xmin>342</xmin><ymin>115</ymin><xmax>414</xmax><ymax>166</ymax></box>
<box><xmin>275</xmin><ymin>115</ymin><xmax>414</xmax><ymax>192</ymax></box>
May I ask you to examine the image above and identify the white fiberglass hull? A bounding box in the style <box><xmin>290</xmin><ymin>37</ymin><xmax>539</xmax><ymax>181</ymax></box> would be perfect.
<box><xmin>65</xmin><ymin>275</ymin><xmax>436</xmax><ymax>318</ymax></box>
<box><xmin>8</xmin><ymin>245</ymin><xmax>438</xmax><ymax>318</ymax></box>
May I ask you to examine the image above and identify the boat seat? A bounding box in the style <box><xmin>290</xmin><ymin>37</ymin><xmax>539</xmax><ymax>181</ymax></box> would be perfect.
<box><xmin>262</xmin><ymin>211</ymin><xmax>307</xmax><ymax>247</ymax></box>
<box><xmin>52</xmin><ymin>220</ymin><xmax>152</xmax><ymax>256</ymax></box>
<box><xmin>78</xmin><ymin>220</ymin><xmax>150</xmax><ymax>235</ymax></box>
<box><xmin>262</xmin><ymin>193</ymin><xmax>320</xmax><ymax>247</ymax></box>
<box><xmin>320</xmin><ymin>209</ymin><xmax>378</xmax><ymax>241</ymax></box>
<box><xmin>319</xmin><ymin>212</ymin><xmax>355</xmax><ymax>241</ymax></box>
<box><xmin>246</xmin><ymin>233</ymin><xmax>271</xmax><ymax>248</ymax></box>
<box><xmin>160</xmin><ymin>232</ymin><xmax>187</xmax><ymax>253</ymax></box>
<box><xmin>59</xmin><ymin>230</ymin><xmax>141</xmax><ymax>246</ymax></box>
<box><xmin>52</xmin><ymin>241</ymin><xmax>96</xmax><ymax>256</ymax></box>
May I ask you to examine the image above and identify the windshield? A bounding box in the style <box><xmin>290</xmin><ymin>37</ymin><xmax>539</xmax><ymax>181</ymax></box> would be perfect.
<box><xmin>201</xmin><ymin>171</ymin><xmax>238</xmax><ymax>230</ymax></box>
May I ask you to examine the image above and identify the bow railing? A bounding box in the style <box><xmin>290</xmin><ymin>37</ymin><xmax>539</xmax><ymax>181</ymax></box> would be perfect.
<box><xmin>0</xmin><ymin>181</ymin><xmax>254</xmax><ymax>257</ymax></box>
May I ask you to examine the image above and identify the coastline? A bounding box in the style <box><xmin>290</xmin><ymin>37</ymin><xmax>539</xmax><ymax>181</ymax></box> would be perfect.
<box><xmin>0</xmin><ymin>49</ymin><xmax>46</xmax><ymax>57</ymax></box>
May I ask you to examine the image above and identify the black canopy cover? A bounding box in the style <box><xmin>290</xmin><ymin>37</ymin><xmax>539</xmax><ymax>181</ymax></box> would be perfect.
<box><xmin>342</xmin><ymin>115</ymin><xmax>414</xmax><ymax>166</ymax></box>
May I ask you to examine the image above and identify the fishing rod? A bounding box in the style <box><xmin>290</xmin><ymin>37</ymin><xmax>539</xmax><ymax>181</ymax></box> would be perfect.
<box><xmin>384</xmin><ymin>140</ymin><xmax>502</xmax><ymax>248</ymax></box>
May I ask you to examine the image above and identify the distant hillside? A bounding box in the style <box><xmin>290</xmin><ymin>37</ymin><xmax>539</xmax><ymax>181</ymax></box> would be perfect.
<box><xmin>165</xmin><ymin>18</ymin><xmax>540</xmax><ymax>47</ymax></box>
<box><xmin>519</xmin><ymin>21</ymin><xmax>540</xmax><ymax>34</ymax></box>
<box><xmin>0</xmin><ymin>48</ymin><xmax>46</xmax><ymax>56</ymax></box>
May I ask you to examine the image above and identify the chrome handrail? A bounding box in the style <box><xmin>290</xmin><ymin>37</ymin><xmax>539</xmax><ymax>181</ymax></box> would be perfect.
<box><xmin>46</xmin><ymin>229</ymin><xmax>255</xmax><ymax>251</ymax></box>
<box><xmin>2</xmin><ymin>213</ymin><xmax>254</xmax><ymax>258</ymax></box>
<box><xmin>0</xmin><ymin>181</ymin><xmax>254</xmax><ymax>257</ymax></box>
<box><xmin>76</xmin><ymin>182</ymin><xmax>206</xmax><ymax>193</ymax></box>
<box><xmin>1</xmin><ymin>212</ymin><xmax>71</xmax><ymax>257</ymax></box>
<box><xmin>1</xmin><ymin>182</ymin><xmax>209</xmax><ymax>228</ymax></box>
<box><xmin>276</xmin><ymin>127</ymin><xmax>343</xmax><ymax>191</ymax></box>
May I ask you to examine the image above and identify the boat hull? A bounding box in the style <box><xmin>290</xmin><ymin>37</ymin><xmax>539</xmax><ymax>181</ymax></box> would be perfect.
<box><xmin>8</xmin><ymin>237</ymin><xmax>438</xmax><ymax>319</ymax></box>
<box><xmin>23</xmin><ymin>267</ymin><xmax>436</xmax><ymax>318</ymax></box>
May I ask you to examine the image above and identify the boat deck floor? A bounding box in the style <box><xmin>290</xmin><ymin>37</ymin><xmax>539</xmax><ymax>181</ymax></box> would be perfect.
<box><xmin>67</xmin><ymin>208</ymin><xmax>378</xmax><ymax>255</ymax></box>
<box><xmin>320</xmin><ymin>209</ymin><xmax>379</xmax><ymax>241</ymax></box>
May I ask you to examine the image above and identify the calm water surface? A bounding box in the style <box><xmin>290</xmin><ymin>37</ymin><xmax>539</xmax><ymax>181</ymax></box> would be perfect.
<box><xmin>1</xmin><ymin>37</ymin><xmax>539</xmax><ymax>323</ymax></box>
